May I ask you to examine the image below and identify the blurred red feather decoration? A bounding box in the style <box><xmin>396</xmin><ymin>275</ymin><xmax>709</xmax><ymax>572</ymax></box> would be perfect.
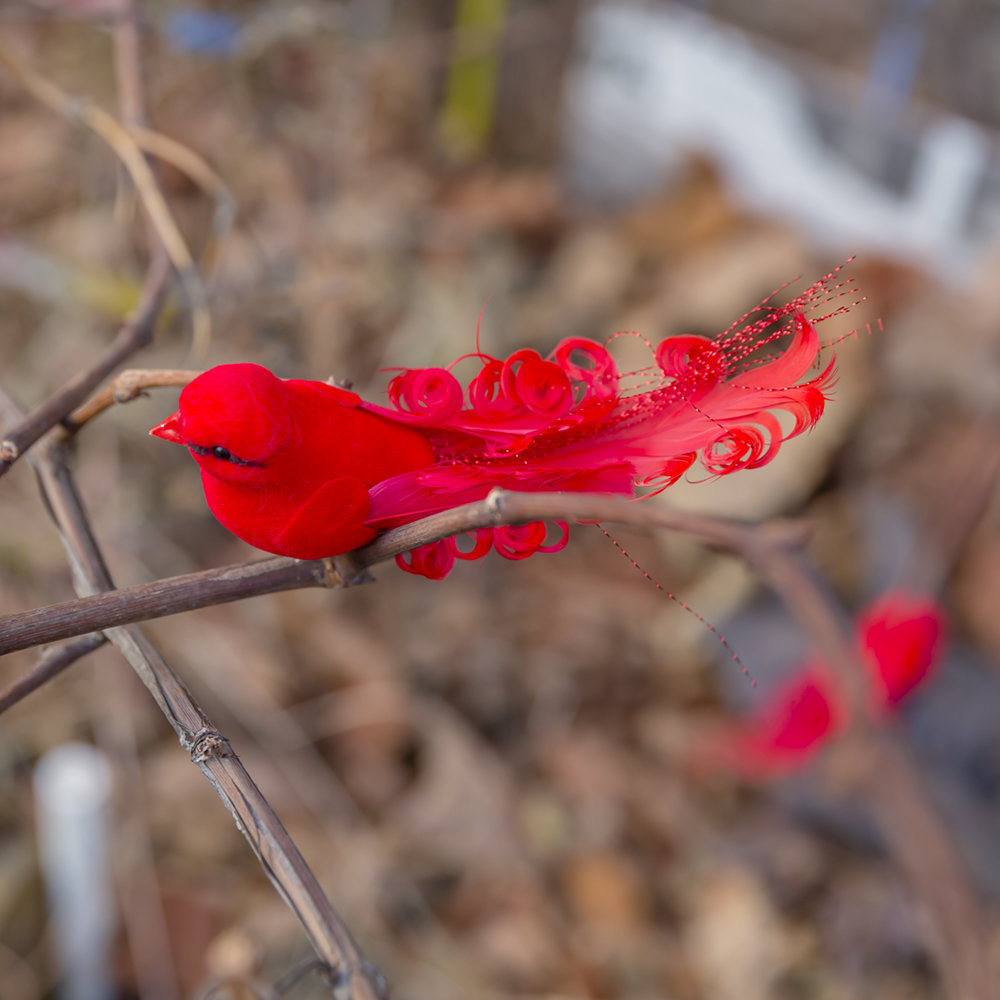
<box><xmin>703</xmin><ymin>591</ymin><xmax>947</xmax><ymax>777</ymax></box>
<box><xmin>365</xmin><ymin>270</ymin><xmax>847</xmax><ymax>578</ymax></box>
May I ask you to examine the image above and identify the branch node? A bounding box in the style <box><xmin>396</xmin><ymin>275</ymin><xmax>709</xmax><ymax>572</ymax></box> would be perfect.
<box><xmin>0</xmin><ymin>440</ymin><xmax>18</xmax><ymax>463</ymax></box>
<box><xmin>189</xmin><ymin>727</ymin><xmax>235</xmax><ymax>763</ymax></box>
<box><xmin>322</xmin><ymin>555</ymin><xmax>373</xmax><ymax>588</ymax></box>
<box><xmin>485</xmin><ymin>486</ymin><xmax>506</xmax><ymax>515</ymax></box>
<box><xmin>329</xmin><ymin>965</ymin><xmax>353</xmax><ymax>1000</ymax></box>
<box><xmin>112</xmin><ymin>372</ymin><xmax>152</xmax><ymax>403</ymax></box>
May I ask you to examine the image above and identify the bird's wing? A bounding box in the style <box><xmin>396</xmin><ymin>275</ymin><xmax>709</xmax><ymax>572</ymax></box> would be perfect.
<box><xmin>364</xmin><ymin>462</ymin><xmax>634</xmax><ymax>532</ymax></box>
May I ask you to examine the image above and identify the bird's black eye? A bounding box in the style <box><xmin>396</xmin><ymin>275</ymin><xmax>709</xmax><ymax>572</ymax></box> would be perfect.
<box><xmin>187</xmin><ymin>441</ymin><xmax>261</xmax><ymax>467</ymax></box>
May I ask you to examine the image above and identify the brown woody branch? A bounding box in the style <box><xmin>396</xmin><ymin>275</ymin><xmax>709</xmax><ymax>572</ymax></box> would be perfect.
<box><xmin>0</xmin><ymin>485</ymin><xmax>993</xmax><ymax>998</ymax></box>
<box><xmin>0</xmin><ymin>493</ymin><xmax>787</xmax><ymax>656</ymax></box>
<box><xmin>0</xmin><ymin>250</ymin><xmax>171</xmax><ymax>477</ymax></box>
<box><xmin>0</xmin><ymin>555</ymin><xmax>334</xmax><ymax>655</ymax></box>
<box><xmin>0</xmin><ymin>633</ymin><xmax>106</xmax><ymax>716</ymax></box>
<box><xmin>0</xmin><ymin>41</ymin><xmax>212</xmax><ymax>358</ymax></box>
<box><xmin>63</xmin><ymin>369</ymin><xmax>202</xmax><ymax>434</ymax></box>
<box><xmin>0</xmin><ymin>13</ymin><xmax>384</xmax><ymax>997</ymax></box>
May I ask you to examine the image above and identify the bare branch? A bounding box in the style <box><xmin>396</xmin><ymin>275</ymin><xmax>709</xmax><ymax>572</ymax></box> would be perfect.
<box><xmin>0</xmin><ymin>14</ymin><xmax>386</xmax><ymax>997</ymax></box>
<box><xmin>0</xmin><ymin>40</ymin><xmax>211</xmax><ymax>358</ymax></box>
<box><xmin>0</xmin><ymin>250</ymin><xmax>171</xmax><ymax>476</ymax></box>
<box><xmin>0</xmin><ymin>555</ymin><xmax>332</xmax><ymax>655</ymax></box>
<box><xmin>62</xmin><ymin>369</ymin><xmax>202</xmax><ymax>435</ymax></box>
<box><xmin>0</xmin><ymin>493</ymin><xmax>779</xmax><ymax>656</ymax></box>
<box><xmin>0</xmin><ymin>633</ymin><xmax>105</xmax><ymax>716</ymax></box>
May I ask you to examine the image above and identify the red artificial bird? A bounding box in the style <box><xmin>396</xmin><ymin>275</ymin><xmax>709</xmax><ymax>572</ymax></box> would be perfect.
<box><xmin>152</xmin><ymin>270</ymin><xmax>848</xmax><ymax>578</ymax></box>
<box><xmin>151</xmin><ymin>367</ymin><xmax>434</xmax><ymax>559</ymax></box>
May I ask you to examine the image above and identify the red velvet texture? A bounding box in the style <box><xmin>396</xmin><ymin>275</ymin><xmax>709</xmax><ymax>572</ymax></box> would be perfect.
<box><xmin>154</xmin><ymin>364</ymin><xmax>434</xmax><ymax>559</ymax></box>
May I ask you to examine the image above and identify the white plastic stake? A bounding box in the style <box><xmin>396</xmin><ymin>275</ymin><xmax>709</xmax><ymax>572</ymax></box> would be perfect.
<box><xmin>34</xmin><ymin>742</ymin><xmax>116</xmax><ymax>1000</ymax></box>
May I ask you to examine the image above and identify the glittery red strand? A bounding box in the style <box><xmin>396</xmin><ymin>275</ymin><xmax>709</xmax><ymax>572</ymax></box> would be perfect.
<box><xmin>598</xmin><ymin>526</ymin><xmax>756</xmax><ymax>687</ymax></box>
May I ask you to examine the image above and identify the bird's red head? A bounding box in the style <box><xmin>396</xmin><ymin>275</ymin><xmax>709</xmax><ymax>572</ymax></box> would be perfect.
<box><xmin>151</xmin><ymin>363</ymin><xmax>293</xmax><ymax>483</ymax></box>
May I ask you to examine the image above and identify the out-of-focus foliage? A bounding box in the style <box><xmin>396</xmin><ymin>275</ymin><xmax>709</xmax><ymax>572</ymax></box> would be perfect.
<box><xmin>2</xmin><ymin>3</ymin><xmax>1000</xmax><ymax>999</ymax></box>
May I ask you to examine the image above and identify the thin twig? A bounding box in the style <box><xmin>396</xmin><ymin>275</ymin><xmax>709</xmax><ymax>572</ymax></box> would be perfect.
<box><xmin>0</xmin><ymin>249</ymin><xmax>171</xmax><ymax>476</ymax></box>
<box><xmin>0</xmin><ymin>632</ymin><xmax>105</xmax><ymax>715</ymax></box>
<box><xmin>62</xmin><ymin>369</ymin><xmax>201</xmax><ymax>434</ymax></box>
<box><xmin>128</xmin><ymin>126</ymin><xmax>237</xmax><ymax>280</ymax></box>
<box><xmin>0</xmin><ymin>40</ymin><xmax>211</xmax><ymax>358</ymax></box>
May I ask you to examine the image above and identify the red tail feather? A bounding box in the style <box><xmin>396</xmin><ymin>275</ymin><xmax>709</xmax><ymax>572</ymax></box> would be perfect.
<box><xmin>368</xmin><ymin>271</ymin><xmax>846</xmax><ymax>579</ymax></box>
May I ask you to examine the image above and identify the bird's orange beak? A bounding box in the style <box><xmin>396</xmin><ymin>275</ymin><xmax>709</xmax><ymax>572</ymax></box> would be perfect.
<box><xmin>150</xmin><ymin>411</ymin><xmax>185</xmax><ymax>444</ymax></box>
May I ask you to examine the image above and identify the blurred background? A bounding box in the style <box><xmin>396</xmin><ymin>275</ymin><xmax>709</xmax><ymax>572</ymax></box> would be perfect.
<box><xmin>3</xmin><ymin>1</ymin><xmax>1000</xmax><ymax>997</ymax></box>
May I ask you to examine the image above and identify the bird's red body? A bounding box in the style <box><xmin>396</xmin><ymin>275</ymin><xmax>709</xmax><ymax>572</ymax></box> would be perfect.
<box><xmin>152</xmin><ymin>270</ymin><xmax>848</xmax><ymax>577</ymax></box>
<box><xmin>151</xmin><ymin>366</ymin><xmax>434</xmax><ymax>559</ymax></box>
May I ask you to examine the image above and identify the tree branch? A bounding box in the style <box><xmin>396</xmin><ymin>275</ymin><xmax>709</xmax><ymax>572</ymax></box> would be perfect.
<box><xmin>0</xmin><ymin>633</ymin><xmax>106</xmax><ymax>716</ymax></box>
<box><xmin>0</xmin><ymin>492</ymin><xmax>785</xmax><ymax>656</ymax></box>
<box><xmin>0</xmin><ymin>13</ymin><xmax>385</xmax><ymax>996</ymax></box>
<box><xmin>0</xmin><ymin>556</ymin><xmax>333</xmax><ymax>655</ymax></box>
<box><xmin>0</xmin><ymin>483</ymin><xmax>991</xmax><ymax>997</ymax></box>
<box><xmin>0</xmin><ymin>40</ymin><xmax>211</xmax><ymax>359</ymax></box>
<box><xmin>0</xmin><ymin>250</ymin><xmax>171</xmax><ymax>476</ymax></box>
<box><xmin>63</xmin><ymin>369</ymin><xmax>202</xmax><ymax>435</ymax></box>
